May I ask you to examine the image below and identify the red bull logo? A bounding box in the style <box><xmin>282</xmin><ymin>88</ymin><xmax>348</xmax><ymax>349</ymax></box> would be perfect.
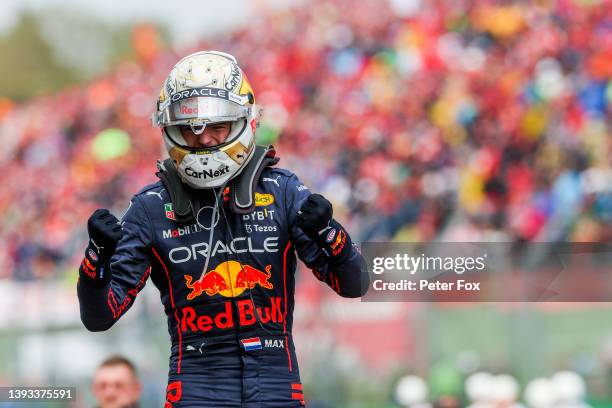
<box><xmin>164</xmin><ymin>380</ymin><xmax>182</xmax><ymax>407</ymax></box>
<box><xmin>181</xmin><ymin>297</ymin><xmax>283</xmax><ymax>333</ymax></box>
<box><xmin>184</xmin><ymin>271</ymin><xmax>230</xmax><ymax>300</ymax></box>
<box><xmin>235</xmin><ymin>264</ymin><xmax>273</xmax><ymax>289</ymax></box>
<box><xmin>184</xmin><ymin>261</ymin><xmax>273</xmax><ymax>300</ymax></box>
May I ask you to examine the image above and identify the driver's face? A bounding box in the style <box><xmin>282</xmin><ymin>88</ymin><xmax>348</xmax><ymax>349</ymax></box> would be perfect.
<box><xmin>180</xmin><ymin>122</ymin><xmax>231</xmax><ymax>148</ymax></box>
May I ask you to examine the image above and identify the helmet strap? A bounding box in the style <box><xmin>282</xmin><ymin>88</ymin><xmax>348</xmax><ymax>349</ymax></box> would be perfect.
<box><xmin>155</xmin><ymin>159</ymin><xmax>197</xmax><ymax>224</ymax></box>
<box><xmin>228</xmin><ymin>145</ymin><xmax>279</xmax><ymax>214</ymax></box>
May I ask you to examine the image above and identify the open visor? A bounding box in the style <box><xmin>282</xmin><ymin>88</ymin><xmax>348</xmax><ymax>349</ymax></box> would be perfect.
<box><xmin>154</xmin><ymin>96</ymin><xmax>250</xmax><ymax>127</ymax></box>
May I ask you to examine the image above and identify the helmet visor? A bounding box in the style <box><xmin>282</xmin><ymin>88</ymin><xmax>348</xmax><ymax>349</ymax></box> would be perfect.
<box><xmin>155</xmin><ymin>96</ymin><xmax>250</xmax><ymax>128</ymax></box>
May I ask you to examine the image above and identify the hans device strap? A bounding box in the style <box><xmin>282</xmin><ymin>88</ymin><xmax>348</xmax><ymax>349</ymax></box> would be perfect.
<box><xmin>156</xmin><ymin>145</ymin><xmax>279</xmax><ymax>223</ymax></box>
<box><xmin>156</xmin><ymin>159</ymin><xmax>196</xmax><ymax>224</ymax></box>
<box><xmin>229</xmin><ymin>145</ymin><xmax>279</xmax><ymax>214</ymax></box>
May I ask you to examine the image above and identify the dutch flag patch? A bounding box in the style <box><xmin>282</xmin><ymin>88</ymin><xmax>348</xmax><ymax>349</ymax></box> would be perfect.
<box><xmin>241</xmin><ymin>337</ymin><xmax>262</xmax><ymax>351</ymax></box>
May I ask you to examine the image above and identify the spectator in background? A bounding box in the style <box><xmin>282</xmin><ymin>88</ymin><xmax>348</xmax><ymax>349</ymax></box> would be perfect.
<box><xmin>92</xmin><ymin>356</ymin><xmax>141</xmax><ymax>408</ymax></box>
<box><xmin>433</xmin><ymin>396</ymin><xmax>461</xmax><ymax>408</ymax></box>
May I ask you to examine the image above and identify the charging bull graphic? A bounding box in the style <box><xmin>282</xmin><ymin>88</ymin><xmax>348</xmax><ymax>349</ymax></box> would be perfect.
<box><xmin>235</xmin><ymin>265</ymin><xmax>273</xmax><ymax>289</ymax></box>
<box><xmin>185</xmin><ymin>261</ymin><xmax>273</xmax><ymax>300</ymax></box>
<box><xmin>184</xmin><ymin>271</ymin><xmax>230</xmax><ymax>300</ymax></box>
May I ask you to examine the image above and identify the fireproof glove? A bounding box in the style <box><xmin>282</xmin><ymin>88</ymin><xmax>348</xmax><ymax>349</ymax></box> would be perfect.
<box><xmin>297</xmin><ymin>194</ymin><xmax>351</xmax><ymax>262</ymax></box>
<box><xmin>79</xmin><ymin>209</ymin><xmax>122</xmax><ymax>287</ymax></box>
<box><xmin>297</xmin><ymin>194</ymin><xmax>332</xmax><ymax>235</ymax></box>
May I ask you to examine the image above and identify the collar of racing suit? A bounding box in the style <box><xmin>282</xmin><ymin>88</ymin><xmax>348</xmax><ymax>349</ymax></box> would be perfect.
<box><xmin>156</xmin><ymin>145</ymin><xmax>279</xmax><ymax>224</ymax></box>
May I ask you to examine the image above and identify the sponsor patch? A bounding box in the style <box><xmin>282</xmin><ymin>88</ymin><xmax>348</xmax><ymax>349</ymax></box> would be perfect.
<box><xmin>163</xmin><ymin>223</ymin><xmax>204</xmax><ymax>239</ymax></box>
<box><xmin>169</xmin><ymin>236</ymin><xmax>279</xmax><ymax>264</ymax></box>
<box><xmin>165</xmin><ymin>76</ymin><xmax>176</xmax><ymax>97</ymax></box>
<box><xmin>184</xmin><ymin>262</ymin><xmax>273</xmax><ymax>300</ymax></box>
<box><xmin>185</xmin><ymin>165</ymin><xmax>229</xmax><ymax>179</ymax></box>
<box><xmin>330</xmin><ymin>229</ymin><xmax>347</xmax><ymax>256</ymax></box>
<box><xmin>326</xmin><ymin>229</ymin><xmax>337</xmax><ymax>243</ymax></box>
<box><xmin>262</xmin><ymin>176</ymin><xmax>281</xmax><ymax>187</ymax></box>
<box><xmin>165</xmin><ymin>381</ymin><xmax>182</xmax><ymax>405</ymax></box>
<box><xmin>255</xmin><ymin>192</ymin><xmax>275</xmax><ymax>207</ymax></box>
<box><xmin>170</xmin><ymin>87</ymin><xmax>229</xmax><ymax>103</ymax></box>
<box><xmin>165</xmin><ymin>203</ymin><xmax>176</xmax><ymax>221</ymax></box>
<box><xmin>244</xmin><ymin>224</ymin><xmax>278</xmax><ymax>233</ymax></box>
<box><xmin>242</xmin><ymin>209</ymin><xmax>275</xmax><ymax>222</ymax></box>
<box><xmin>87</xmin><ymin>248</ymin><xmax>98</xmax><ymax>262</ymax></box>
<box><xmin>180</xmin><ymin>297</ymin><xmax>283</xmax><ymax>333</ymax></box>
<box><xmin>80</xmin><ymin>258</ymin><xmax>97</xmax><ymax>279</ymax></box>
<box><xmin>185</xmin><ymin>342</ymin><xmax>206</xmax><ymax>354</ymax></box>
<box><xmin>225</xmin><ymin>62</ymin><xmax>242</xmax><ymax>90</ymax></box>
<box><xmin>145</xmin><ymin>191</ymin><xmax>164</xmax><ymax>201</ymax></box>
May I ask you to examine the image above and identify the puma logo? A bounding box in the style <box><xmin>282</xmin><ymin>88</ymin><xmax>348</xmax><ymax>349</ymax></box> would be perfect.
<box><xmin>146</xmin><ymin>190</ymin><xmax>165</xmax><ymax>201</ymax></box>
<box><xmin>262</xmin><ymin>176</ymin><xmax>281</xmax><ymax>187</ymax></box>
<box><xmin>90</xmin><ymin>239</ymin><xmax>104</xmax><ymax>253</ymax></box>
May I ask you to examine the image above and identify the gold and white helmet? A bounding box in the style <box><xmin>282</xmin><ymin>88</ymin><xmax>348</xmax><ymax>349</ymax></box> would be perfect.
<box><xmin>152</xmin><ymin>50</ymin><xmax>258</xmax><ymax>189</ymax></box>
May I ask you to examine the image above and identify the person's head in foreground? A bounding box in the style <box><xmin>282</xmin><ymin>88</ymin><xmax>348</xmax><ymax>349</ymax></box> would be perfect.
<box><xmin>92</xmin><ymin>356</ymin><xmax>141</xmax><ymax>408</ymax></box>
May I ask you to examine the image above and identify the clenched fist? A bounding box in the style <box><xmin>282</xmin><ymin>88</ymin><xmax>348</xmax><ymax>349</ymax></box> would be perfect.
<box><xmin>79</xmin><ymin>209</ymin><xmax>122</xmax><ymax>286</ymax></box>
<box><xmin>296</xmin><ymin>194</ymin><xmax>333</xmax><ymax>239</ymax></box>
<box><xmin>297</xmin><ymin>194</ymin><xmax>351</xmax><ymax>261</ymax></box>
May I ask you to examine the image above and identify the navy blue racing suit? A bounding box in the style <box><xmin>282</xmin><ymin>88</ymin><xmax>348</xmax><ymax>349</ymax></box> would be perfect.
<box><xmin>77</xmin><ymin>167</ymin><xmax>369</xmax><ymax>407</ymax></box>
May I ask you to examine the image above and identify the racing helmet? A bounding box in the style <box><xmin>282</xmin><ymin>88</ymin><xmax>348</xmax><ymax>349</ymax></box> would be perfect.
<box><xmin>152</xmin><ymin>50</ymin><xmax>259</xmax><ymax>189</ymax></box>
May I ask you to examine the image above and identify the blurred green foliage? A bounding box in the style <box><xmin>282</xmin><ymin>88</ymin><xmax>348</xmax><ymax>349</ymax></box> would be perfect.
<box><xmin>0</xmin><ymin>10</ymin><xmax>166</xmax><ymax>102</ymax></box>
<box><xmin>0</xmin><ymin>13</ymin><xmax>76</xmax><ymax>101</ymax></box>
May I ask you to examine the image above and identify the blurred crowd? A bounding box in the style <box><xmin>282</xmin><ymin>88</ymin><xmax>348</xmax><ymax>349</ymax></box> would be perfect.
<box><xmin>0</xmin><ymin>0</ymin><xmax>610</xmax><ymax>280</ymax></box>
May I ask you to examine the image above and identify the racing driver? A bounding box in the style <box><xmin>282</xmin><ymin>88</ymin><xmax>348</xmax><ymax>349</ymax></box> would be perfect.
<box><xmin>77</xmin><ymin>50</ymin><xmax>369</xmax><ymax>407</ymax></box>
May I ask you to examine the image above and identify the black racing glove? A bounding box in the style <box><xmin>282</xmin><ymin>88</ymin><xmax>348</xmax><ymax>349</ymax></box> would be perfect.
<box><xmin>79</xmin><ymin>209</ymin><xmax>122</xmax><ymax>287</ymax></box>
<box><xmin>297</xmin><ymin>194</ymin><xmax>352</xmax><ymax>262</ymax></box>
